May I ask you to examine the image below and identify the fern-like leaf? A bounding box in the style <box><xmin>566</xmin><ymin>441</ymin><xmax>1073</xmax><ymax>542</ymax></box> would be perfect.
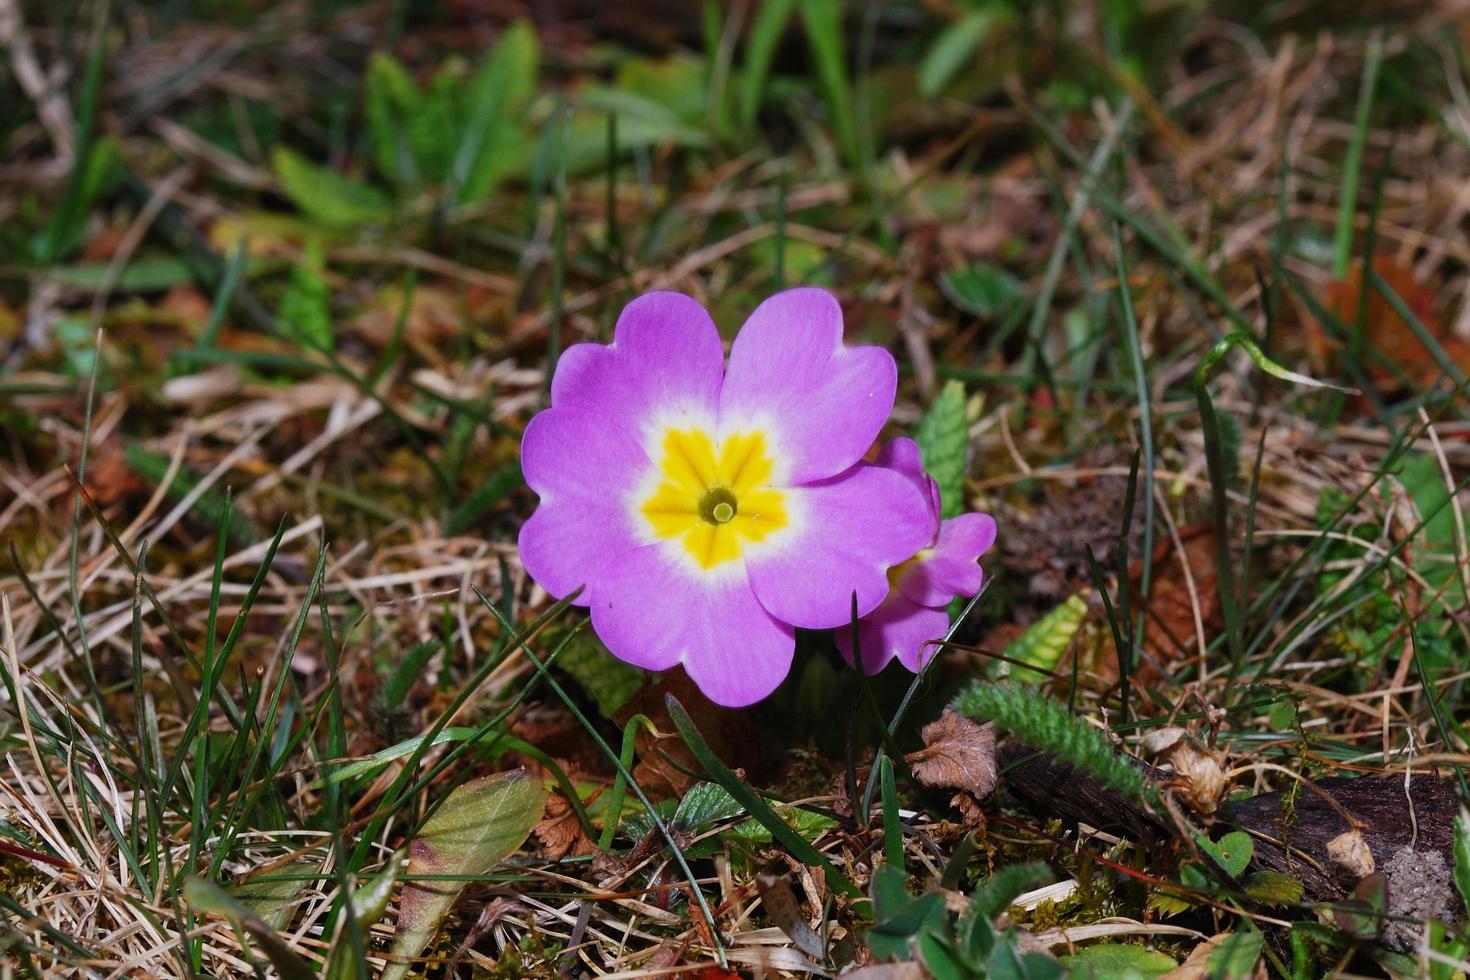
<box><xmin>951</xmin><ymin>682</ymin><xmax>1152</xmax><ymax>804</ymax></box>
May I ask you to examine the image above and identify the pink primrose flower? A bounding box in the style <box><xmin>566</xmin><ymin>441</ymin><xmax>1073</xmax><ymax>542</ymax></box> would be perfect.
<box><xmin>835</xmin><ymin>437</ymin><xmax>996</xmax><ymax>674</ymax></box>
<box><xmin>519</xmin><ymin>288</ymin><xmax>933</xmax><ymax>706</ymax></box>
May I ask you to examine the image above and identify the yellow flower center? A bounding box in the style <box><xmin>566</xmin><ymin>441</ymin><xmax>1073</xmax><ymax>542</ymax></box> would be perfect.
<box><xmin>640</xmin><ymin>427</ymin><xmax>789</xmax><ymax>570</ymax></box>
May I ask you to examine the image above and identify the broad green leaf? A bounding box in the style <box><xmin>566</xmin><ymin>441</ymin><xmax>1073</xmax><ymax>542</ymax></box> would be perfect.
<box><xmin>1206</xmin><ymin>929</ymin><xmax>1264</xmax><ymax>979</ymax></box>
<box><xmin>914</xmin><ymin>379</ymin><xmax>968</xmax><ymax>518</ymax></box>
<box><xmin>1001</xmin><ymin>593</ymin><xmax>1087</xmax><ymax>682</ymax></box>
<box><xmin>324</xmin><ymin>851</ymin><xmax>405</xmax><ymax>980</ymax></box>
<box><xmin>279</xmin><ymin>236</ymin><xmax>332</xmax><ymax>352</ymax></box>
<box><xmin>1060</xmin><ymin>943</ymin><xmax>1176</xmax><ymax>979</ymax></box>
<box><xmin>271</xmin><ymin>146</ymin><xmax>391</xmax><ymax>229</ymax></box>
<box><xmin>382</xmin><ymin>769</ymin><xmax>546</xmax><ymax>980</ymax></box>
<box><xmin>941</xmin><ymin>263</ymin><xmax>1025</xmax><ymax>317</ymax></box>
<box><xmin>989</xmin><ymin>940</ymin><xmax>1065</xmax><ymax>980</ymax></box>
<box><xmin>183</xmin><ymin>877</ymin><xmax>314</xmax><ymax>980</ymax></box>
<box><xmin>454</xmin><ymin>20</ymin><xmax>538</xmax><ymax>204</ymax></box>
<box><xmin>918</xmin><ymin>10</ymin><xmax>996</xmax><ymax>98</ymax></box>
<box><xmin>672</xmin><ymin>782</ymin><xmax>744</xmax><ymax>831</ymax></box>
<box><xmin>917</xmin><ymin>930</ymin><xmax>970</xmax><ymax>980</ymax></box>
<box><xmin>1197</xmin><ymin>830</ymin><xmax>1253</xmax><ymax>878</ymax></box>
<box><xmin>1455</xmin><ymin>809</ymin><xmax>1470</xmax><ymax>913</ymax></box>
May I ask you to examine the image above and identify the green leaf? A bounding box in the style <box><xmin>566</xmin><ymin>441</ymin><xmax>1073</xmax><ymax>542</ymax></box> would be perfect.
<box><xmin>672</xmin><ymin>782</ymin><xmax>744</xmax><ymax>831</ymax></box>
<box><xmin>867</xmin><ymin>865</ymin><xmax>947</xmax><ymax>961</ymax></box>
<box><xmin>1243</xmin><ymin>870</ymin><xmax>1304</xmax><ymax>906</ymax></box>
<box><xmin>365</xmin><ymin>53</ymin><xmax>420</xmax><ymax>186</ymax></box>
<box><xmin>554</xmin><ymin>634</ymin><xmax>643</xmax><ymax>721</ymax></box>
<box><xmin>1197</xmin><ymin>830</ymin><xmax>1253</xmax><ymax>878</ymax></box>
<box><xmin>1060</xmin><ymin>943</ymin><xmax>1176</xmax><ymax>979</ymax></box>
<box><xmin>1206</xmin><ymin>930</ymin><xmax>1264</xmax><ymax>980</ymax></box>
<box><xmin>324</xmin><ymin>852</ymin><xmax>405</xmax><ymax>980</ymax></box>
<box><xmin>1454</xmin><ymin>810</ymin><xmax>1470</xmax><ymax>913</ymax></box>
<box><xmin>917</xmin><ymin>930</ymin><xmax>970</xmax><ymax>980</ymax></box>
<box><xmin>454</xmin><ymin>20</ymin><xmax>538</xmax><ymax>204</ymax></box>
<box><xmin>666</xmin><ymin>693</ymin><xmax>860</xmax><ymax>898</ymax></box>
<box><xmin>445</xmin><ymin>463</ymin><xmax>523</xmax><ymax>536</ymax></box>
<box><xmin>918</xmin><ymin>10</ymin><xmax>997</xmax><ymax>98</ymax></box>
<box><xmin>279</xmin><ymin>236</ymin><xmax>332</xmax><ymax>352</ymax></box>
<box><xmin>914</xmin><ymin>379</ymin><xmax>968</xmax><ymax>519</ymax></box>
<box><xmin>230</xmin><ymin>866</ymin><xmax>310</xmax><ymax>931</ymax></box>
<box><xmin>738</xmin><ymin>0</ymin><xmax>796</xmax><ymax>132</ymax></box>
<box><xmin>183</xmin><ymin>877</ymin><xmax>314</xmax><ymax>980</ymax></box>
<box><xmin>46</xmin><ymin>255</ymin><xmax>198</xmax><ymax>293</ymax></box>
<box><xmin>33</xmin><ymin>136</ymin><xmax>122</xmax><ymax>263</ymax></box>
<box><xmin>941</xmin><ymin>263</ymin><xmax>1025</xmax><ymax>318</ymax></box>
<box><xmin>382</xmin><ymin>769</ymin><xmax>546</xmax><ymax>980</ymax></box>
<box><xmin>271</xmin><ymin>146</ymin><xmax>391</xmax><ymax>229</ymax></box>
<box><xmin>1001</xmin><ymin>593</ymin><xmax>1087</xmax><ymax>682</ymax></box>
<box><xmin>797</xmin><ymin>0</ymin><xmax>861</xmax><ymax>173</ymax></box>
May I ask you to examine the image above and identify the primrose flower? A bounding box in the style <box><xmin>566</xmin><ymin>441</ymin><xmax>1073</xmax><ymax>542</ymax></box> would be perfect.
<box><xmin>519</xmin><ymin>288</ymin><xmax>933</xmax><ymax>707</ymax></box>
<box><xmin>836</xmin><ymin>437</ymin><xmax>996</xmax><ymax>674</ymax></box>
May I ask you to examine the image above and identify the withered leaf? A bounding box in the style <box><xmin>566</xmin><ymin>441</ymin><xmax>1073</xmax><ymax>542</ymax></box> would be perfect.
<box><xmin>908</xmin><ymin>711</ymin><xmax>997</xmax><ymax>800</ymax></box>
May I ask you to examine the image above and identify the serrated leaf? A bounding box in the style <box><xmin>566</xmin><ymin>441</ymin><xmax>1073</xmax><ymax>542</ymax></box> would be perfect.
<box><xmin>271</xmin><ymin>146</ymin><xmax>391</xmax><ymax>229</ymax></box>
<box><xmin>382</xmin><ymin>769</ymin><xmax>547</xmax><ymax>980</ymax></box>
<box><xmin>1197</xmin><ymin>830</ymin><xmax>1253</xmax><ymax>879</ymax></box>
<box><xmin>1001</xmin><ymin>593</ymin><xmax>1087</xmax><ymax>682</ymax></box>
<box><xmin>183</xmin><ymin>877</ymin><xmax>314</xmax><ymax>980</ymax></box>
<box><xmin>672</xmin><ymin>782</ymin><xmax>744</xmax><ymax>832</ymax></box>
<box><xmin>1060</xmin><ymin>943</ymin><xmax>1176</xmax><ymax>979</ymax></box>
<box><xmin>280</xmin><ymin>236</ymin><xmax>332</xmax><ymax>352</ymax></box>
<box><xmin>914</xmin><ymin>379</ymin><xmax>968</xmax><ymax>519</ymax></box>
<box><xmin>918</xmin><ymin>10</ymin><xmax>997</xmax><ymax>98</ymax></box>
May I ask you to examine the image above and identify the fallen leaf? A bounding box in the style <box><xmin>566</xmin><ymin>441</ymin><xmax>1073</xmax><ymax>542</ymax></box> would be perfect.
<box><xmin>1327</xmin><ymin>829</ymin><xmax>1376</xmax><ymax>878</ymax></box>
<box><xmin>383</xmin><ymin>768</ymin><xmax>547</xmax><ymax>980</ymax></box>
<box><xmin>533</xmin><ymin>791</ymin><xmax>597</xmax><ymax>860</ymax></box>
<box><xmin>756</xmin><ymin>874</ymin><xmax>824</xmax><ymax>960</ymax></box>
<box><xmin>908</xmin><ymin>710</ymin><xmax>997</xmax><ymax>801</ymax></box>
<box><xmin>1320</xmin><ymin>254</ymin><xmax>1470</xmax><ymax>388</ymax></box>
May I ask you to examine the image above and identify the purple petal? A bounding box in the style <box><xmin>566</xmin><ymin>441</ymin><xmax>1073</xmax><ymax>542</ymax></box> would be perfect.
<box><xmin>745</xmin><ymin>464</ymin><xmax>934</xmax><ymax>630</ymax></box>
<box><xmin>898</xmin><ymin>512</ymin><xmax>997</xmax><ymax>607</ymax></box>
<box><xmin>550</xmin><ymin>291</ymin><xmax>725</xmax><ymax>439</ymax></box>
<box><xmin>835</xmin><ymin>594</ymin><xmax>950</xmax><ymax>674</ymax></box>
<box><xmin>876</xmin><ymin>437</ymin><xmax>940</xmax><ymax>527</ymax></box>
<box><xmin>588</xmin><ymin>545</ymin><xmax>795</xmax><ymax>707</ymax></box>
<box><xmin>521</xmin><ymin>292</ymin><xmax>725</xmax><ymax>600</ymax></box>
<box><xmin>720</xmin><ymin>288</ymin><xmax>896</xmax><ymax>484</ymax></box>
<box><xmin>519</xmin><ymin>406</ymin><xmax>648</xmax><ymax>601</ymax></box>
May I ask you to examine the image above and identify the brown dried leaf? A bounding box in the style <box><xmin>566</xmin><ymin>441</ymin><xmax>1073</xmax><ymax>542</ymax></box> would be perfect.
<box><xmin>908</xmin><ymin>711</ymin><xmax>997</xmax><ymax>800</ymax></box>
<box><xmin>533</xmin><ymin>792</ymin><xmax>597</xmax><ymax>860</ymax></box>
<box><xmin>1327</xmin><ymin>830</ymin><xmax>1376</xmax><ymax>878</ymax></box>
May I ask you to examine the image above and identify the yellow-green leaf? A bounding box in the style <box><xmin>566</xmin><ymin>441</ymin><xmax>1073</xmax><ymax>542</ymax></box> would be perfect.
<box><xmin>382</xmin><ymin>769</ymin><xmax>547</xmax><ymax>980</ymax></box>
<box><xmin>914</xmin><ymin>379</ymin><xmax>968</xmax><ymax>518</ymax></box>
